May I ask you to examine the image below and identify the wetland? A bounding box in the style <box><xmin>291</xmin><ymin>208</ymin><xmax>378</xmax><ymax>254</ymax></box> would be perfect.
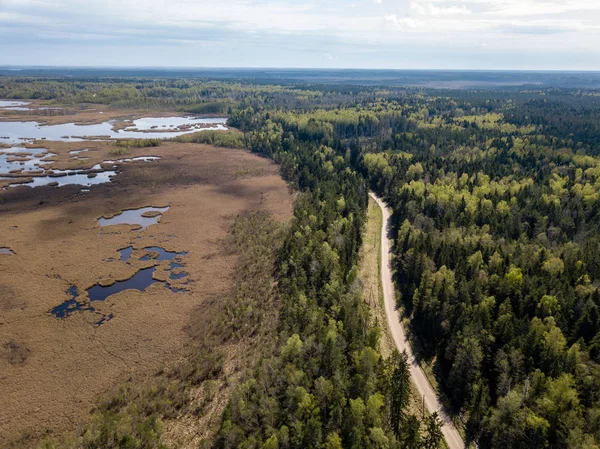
<box><xmin>0</xmin><ymin>116</ymin><xmax>227</xmax><ymax>144</ymax></box>
<box><xmin>0</xmin><ymin>108</ymin><xmax>292</xmax><ymax>444</ymax></box>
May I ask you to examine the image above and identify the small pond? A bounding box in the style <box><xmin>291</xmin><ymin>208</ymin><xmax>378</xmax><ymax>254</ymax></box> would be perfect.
<box><xmin>91</xmin><ymin>156</ymin><xmax>160</xmax><ymax>170</ymax></box>
<box><xmin>0</xmin><ymin>150</ymin><xmax>56</xmax><ymax>174</ymax></box>
<box><xmin>124</xmin><ymin>116</ymin><xmax>227</xmax><ymax>131</ymax></box>
<box><xmin>87</xmin><ymin>266</ymin><xmax>159</xmax><ymax>302</ymax></box>
<box><xmin>98</xmin><ymin>206</ymin><xmax>170</xmax><ymax>230</ymax></box>
<box><xmin>0</xmin><ymin>100</ymin><xmax>30</xmax><ymax>109</ymax></box>
<box><xmin>118</xmin><ymin>246</ymin><xmax>134</xmax><ymax>262</ymax></box>
<box><xmin>8</xmin><ymin>170</ymin><xmax>116</xmax><ymax>188</ymax></box>
<box><xmin>1</xmin><ymin>146</ymin><xmax>48</xmax><ymax>155</ymax></box>
<box><xmin>170</xmin><ymin>270</ymin><xmax>188</xmax><ymax>280</ymax></box>
<box><xmin>70</xmin><ymin>148</ymin><xmax>92</xmax><ymax>161</ymax></box>
<box><xmin>0</xmin><ymin>247</ymin><xmax>15</xmax><ymax>255</ymax></box>
<box><xmin>49</xmin><ymin>285</ymin><xmax>113</xmax><ymax>326</ymax></box>
<box><xmin>0</xmin><ymin>146</ymin><xmax>118</xmax><ymax>189</ymax></box>
<box><xmin>140</xmin><ymin>246</ymin><xmax>188</xmax><ymax>261</ymax></box>
<box><xmin>49</xmin><ymin>245</ymin><xmax>188</xmax><ymax>325</ymax></box>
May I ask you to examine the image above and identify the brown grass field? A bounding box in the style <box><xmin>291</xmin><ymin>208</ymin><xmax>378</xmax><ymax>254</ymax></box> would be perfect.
<box><xmin>0</xmin><ymin>135</ymin><xmax>292</xmax><ymax>445</ymax></box>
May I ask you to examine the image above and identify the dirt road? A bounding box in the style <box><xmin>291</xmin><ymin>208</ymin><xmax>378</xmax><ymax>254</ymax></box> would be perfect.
<box><xmin>369</xmin><ymin>192</ymin><xmax>465</xmax><ymax>449</ymax></box>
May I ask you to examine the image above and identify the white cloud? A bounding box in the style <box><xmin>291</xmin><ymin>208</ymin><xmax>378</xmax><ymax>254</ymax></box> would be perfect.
<box><xmin>0</xmin><ymin>11</ymin><xmax>50</xmax><ymax>24</ymax></box>
<box><xmin>411</xmin><ymin>2</ymin><xmax>472</xmax><ymax>16</ymax></box>
<box><xmin>483</xmin><ymin>0</ymin><xmax>600</xmax><ymax>18</ymax></box>
<box><xmin>0</xmin><ymin>0</ymin><xmax>599</xmax><ymax>68</ymax></box>
<box><xmin>385</xmin><ymin>14</ymin><xmax>425</xmax><ymax>29</ymax></box>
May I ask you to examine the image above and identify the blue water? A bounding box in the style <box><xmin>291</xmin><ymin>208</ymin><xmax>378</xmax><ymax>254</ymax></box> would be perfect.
<box><xmin>8</xmin><ymin>170</ymin><xmax>116</xmax><ymax>188</ymax></box>
<box><xmin>170</xmin><ymin>270</ymin><xmax>188</xmax><ymax>280</ymax></box>
<box><xmin>50</xmin><ymin>246</ymin><xmax>188</xmax><ymax>324</ymax></box>
<box><xmin>95</xmin><ymin>313</ymin><xmax>115</xmax><ymax>326</ymax></box>
<box><xmin>0</xmin><ymin>117</ymin><xmax>228</xmax><ymax>145</ymax></box>
<box><xmin>140</xmin><ymin>246</ymin><xmax>187</xmax><ymax>261</ymax></box>
<box><xmin>49</xmin><ymin>285</ymin><xmax>114</xmax><ymax>326</ymax></box>
<box><xmin>87</xmin><ymin>267</ymin><xmax>158</xmax><ymax>302</ymax></box>
<box><xmin>50</xmin><ymin>286</ymin><xmax>91</xmax><ymax>318</ymax></box>
<box><xmin>98</xmin><ymin>206</ymin><xmax>170</xmax><ymax>230</ymax></box>
<box><xmin>118</xmin><ymin>246</ymin><xmax>134</xmax><ymax>262</ymax></box>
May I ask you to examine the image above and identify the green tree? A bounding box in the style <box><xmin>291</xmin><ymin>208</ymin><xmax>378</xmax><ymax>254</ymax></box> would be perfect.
<box><xmin>423</xmin><ymin>412</ymin><xmax>443</xmax><ymax>449</ymax></box>
<box><xmin>390</xmin><ymin>351</ymin><xmax>411</xmax><ymax>437</ymax></box>
<box><xmin>402</xmin><ymin>414</ymin><xmax>421</xmax><ymax>449</ymax></box>
<box><xmin>324</xmin><ymin>432</ymin><xmax>343</xmax><ymax>449</ymax></box>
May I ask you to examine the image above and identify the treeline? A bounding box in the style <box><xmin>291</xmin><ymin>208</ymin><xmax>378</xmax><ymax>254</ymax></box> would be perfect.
<box><xmin>0</xmin><ymin>78</ymin><xmax>378</xmax><ymax>112</ymax></box>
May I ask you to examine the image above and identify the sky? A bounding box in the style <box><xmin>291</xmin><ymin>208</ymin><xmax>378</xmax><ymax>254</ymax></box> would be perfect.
<box><xmin>0</xmin><ymin>0</ymin><xmax>599</xmax><ymax>70</ymax></box>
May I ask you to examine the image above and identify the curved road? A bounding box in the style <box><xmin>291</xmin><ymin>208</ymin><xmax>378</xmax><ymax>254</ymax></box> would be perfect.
<box><xmin>370</xmin><ymin>192</ymin><xmax>465</xmax><ymax>449</ymax></box>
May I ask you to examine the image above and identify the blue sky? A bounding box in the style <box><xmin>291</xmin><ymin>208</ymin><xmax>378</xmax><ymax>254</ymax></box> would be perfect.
<box><xmin>1</xmin><ymin>0</ymin><xmax>599</xmax><ymax>70</ymax></box>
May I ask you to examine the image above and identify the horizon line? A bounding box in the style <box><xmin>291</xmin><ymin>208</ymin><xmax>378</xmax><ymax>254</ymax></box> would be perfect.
<box><xmin>2</xmin><ymin>65</ymin><xmax>600</xmax><ymax>74</ymax></box>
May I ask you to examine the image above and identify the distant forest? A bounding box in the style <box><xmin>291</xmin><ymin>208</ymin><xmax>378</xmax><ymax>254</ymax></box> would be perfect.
<box><xmin>2</xmin><ymin>68</ymin><xmax>600</xmax><ymax>89</ymax></box>
<box><xmin>5</xmin><ymin>76</ymin><xmax>600</xmax><ymax>449</ymax></box>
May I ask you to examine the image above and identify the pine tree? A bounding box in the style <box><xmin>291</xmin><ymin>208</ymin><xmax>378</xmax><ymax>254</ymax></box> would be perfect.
<box><xmin>390</xmin><ymin>350</ymin><xmax>411</xmax><ymax>438</ymax></box>
<box><xmin>423</xmin><ymin>412</ymin><xmax>443</xmax><ymax>449</ymax></box>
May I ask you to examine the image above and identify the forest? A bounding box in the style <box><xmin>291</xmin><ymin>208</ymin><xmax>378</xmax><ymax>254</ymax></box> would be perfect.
<box><xmin>3</xmin><ymin>76</ymin><xmax>600</xmax><ymax>448</ymax></box>
<box><xmin>227</xmin><ymin>84</ymin><xmax>600</xmax><ymax>448</ymax></box>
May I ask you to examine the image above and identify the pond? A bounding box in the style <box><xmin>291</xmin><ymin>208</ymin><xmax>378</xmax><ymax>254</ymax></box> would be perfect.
<box><xmin>140</xmin><ymin>246</ymin><xmax>188</xmax><ymax>261</ymax></box>
<box><xmin>49</xmin><ymin>245</ymin><xmax>188</xmax><ymax>325</ymax></box>
<box><xmin>7</xmin><ymin>170</ymin><xmax>116</xmax><ymax>188</ymax></box>
<box><xmin>124</xmin><ymin>116</ymin><xmax>227</xmax><ymax>131</ymax></box>
<box><xmin>118</xmin><ymin>246</ymin><xmax>134</xmax><ymax>262</ymax></box>
<box><xmin>87</xmin><ymin>266</ymin><xmax>159</xmax><ymax>302</ymax></box>
<box><xmin>118</xmin><ymin>245</ymin><xmax>188</xmax><ymax>271</ymax></box>
<box><xmin>98</xmin><ymin>206</ymin><xmax>170</xmax><ymax>230</ymax></box>
<box><xmin>0</xmin><ymin>146</ymin><xmax>118</xmax><ymax>189</ymax></box>
<box><xmin>0</xmin><ymin>146</ymin><xmax>162</xmax><ymax>189</ymax></box>
<box><xmin>91</xmin><ymin>156</ymin><xmax>160</xmax><ymax>170</ymax></box>
<box><xmin>0</xmin><ymin>149</ymin><xmax>56</xmax><ymax>174</ymax></box>
<box><xmin>50</xmin><ymin>286</ymin><xmax>90</xmax><ymax>318</ymax></box>
<box><xmin>1</xmin><ymin>146</ymin><xmax>48</xmax><ymax>155</ymax></box>
<box><xmin>69</xmin><ymin>148</ymin><xmax>88</xmax><ymax>154</ymax></box>
<box><xmin>170</xmin><ymin>270</ymin><xmax>188</xmax><ymax>280</ymax></box>
<box><xmin>49</xmin><ymin>285</ymin><xmax>114</xmax><ymax>326</ymax></box>
<box><xmin>0</xmin><ymin>100</ymin><xmax>31</xmax><ymax>110</ymax></box>
<box><xmin>0</xmin><ymin>117</ymin><xmax>228</xmax><ymax>144</ymax></box>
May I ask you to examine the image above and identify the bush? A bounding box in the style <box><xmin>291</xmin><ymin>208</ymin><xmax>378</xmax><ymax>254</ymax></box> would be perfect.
<box><xmin>174</xmin><ymin>130</ymin><xmax>245</xmax><ymax>149</ymax></box>
<box><xmin>114</xmin><ymin>138</ymin><xmax>162</xmax><ymax>149</ymax></box>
